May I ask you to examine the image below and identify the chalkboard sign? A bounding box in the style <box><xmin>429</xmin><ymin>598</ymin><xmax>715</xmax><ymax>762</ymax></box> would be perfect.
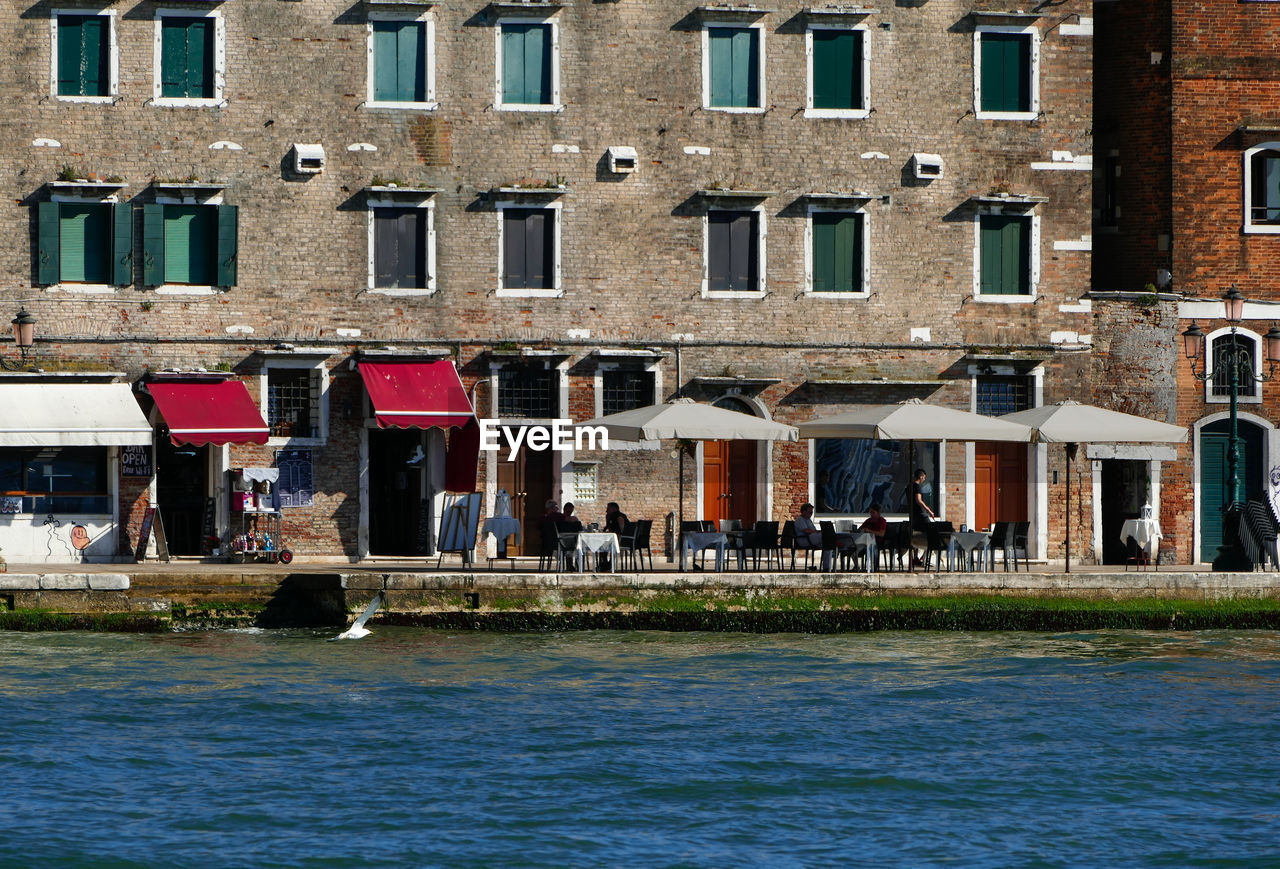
<box><xmin>121</xmin><ymin>445</ymin><xmax>153</xmax><ymax>478</ymax></box>
<box><xmin>200</xmin><ymin>497</ymin><xmax>216</xmax><ymax>549</ymax></box>
<box><xmin>134</xmin><ymin>507</ymin><xmax>155</xmax><ymax>562</ymax></box>
<box><xmin>415</xmin><ymin>497</ymin><xmax>432</xmax><ymax>555</ymax></box>
<box><xmin>274</xmin><ymin>449</ymin><xmax>314</xmax><ymax>508</ymax></box>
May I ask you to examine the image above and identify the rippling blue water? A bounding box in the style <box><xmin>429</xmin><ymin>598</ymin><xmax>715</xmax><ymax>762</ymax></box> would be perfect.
<box><xmin>2</xmin><ymin>628</ymin><xmax>1279</xmax><ymax>868</ymax></box>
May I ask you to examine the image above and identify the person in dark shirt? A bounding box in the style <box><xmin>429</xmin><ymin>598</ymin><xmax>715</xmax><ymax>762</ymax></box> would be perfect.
<box><xmin>599</xmin><ymin>502</ymin><xmax>628</xmax><ymax>570</ymax></box>
<box><xmin>910</xmin><ymin>469</ymin><xmax>936</xmax><ymax>567</ymax></box>
<box><xmin>561</xmin><ymin>502</ymin><xmax>583</xmax><ymax>531</ymax></box>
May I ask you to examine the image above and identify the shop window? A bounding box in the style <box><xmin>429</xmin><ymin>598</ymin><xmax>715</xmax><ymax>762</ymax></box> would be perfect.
<box><xmin>369</xmin><ymin>16</ymin><xmax>435</xmax><ymax>108</ymax></box>
<box><xmin>602</xmin><ymin>369</ymin><xmax>654</xmax><ymax>415</ymax></box>
<box><xmin>497</xmin><ymin>20</ymin><xmax>558</xmax><ymax>109</ymax></box>
<box><xmin>0</xmin><ymin>447</ymin><xmax>109</xmax><ymax>515</ymax></box>
<box><xmin>1245</xmin><ymin>143</ymin><xmax>1280</xmax><ymax>233</ymax></box>
<box><xmin>372</xmin><ymin>205</ymin><xmax>433</xmax><ymax>292</ymax></box>
<box><xmin>54</xmin><ymin>12</ymin><xmax>116</xmax><ymax>100</ymax></box>
<box><xmin>706</xmin><ymin>209</ymin><xmax>762</xmax><ymax>295</ymax></box>
<box><xmin>705</xmin><ymin>25</ymin><xmax>762</xmax><ymax>110</ymax></box>
<box><xmin>501</xmin><ymin>206</ymin><xmax>558</xmax><ymax>292</ymax></box>
<box><xmin>142</xmin><ymin>203</ymin><xmax>237</xmax><ymax>288</ymax></box>
<box><xmin>808</xmin><ymin>210</ymin><xmax>866</xmax><ymax>295</ymax></box>
<box><xmin>498</xmin><ymin>364</ymin><xmax>557</xmax><ymax>418</ymax></box>
<box><xmin>975</xmin><ymin>27</ymin><xmax>1038</xmax><ymax>119</ymax></box>
<box><xmin>153</xmin><ymin>10</ymin><xmax>224</xmax><ymax>107</ymax></box>
<box><xmin>36</xmin><ymin>201</ymin><xmax>133</xmax><ymax>287</ymax></box>
<box><xmin>807</xmin><ymin>26</ymin><xmax>867</xmax><ymax>117</ymax></box>
<box><xmin>976</xmin><ymin>375</ymin><xmax>1033</xmax><ymax>416</ymax></box>
<box><xmin>977</xmin><ymin>212</ymin><xmax>1034</xmax><ymax>298</ymax></box>
<box><xmin>812</xmin><ymin>439</ymin><xmax>939</xmax><ymax>516</ymax></box>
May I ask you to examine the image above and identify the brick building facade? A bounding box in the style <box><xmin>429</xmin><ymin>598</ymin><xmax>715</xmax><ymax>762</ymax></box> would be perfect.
<box><xmin>0</xmin><ymin>0</ymin><xmax>1095</xmax><ymax>565</ymax></box>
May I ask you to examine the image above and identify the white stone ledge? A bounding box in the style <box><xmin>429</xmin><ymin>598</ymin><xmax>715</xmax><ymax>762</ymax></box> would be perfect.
<box><xmin>88</xmin><ymin>575</ymin><xmax>130</xmax><ymax>591</ymax></box>
<box><xmin>39</xmin><ymin>575</ymin><xmax>90</xmax><ymax>590</ymax></box>
<box><xmin>0</xmin><ymin>575</ymin><xmax>41</xmax><ymax>590</ymax></box>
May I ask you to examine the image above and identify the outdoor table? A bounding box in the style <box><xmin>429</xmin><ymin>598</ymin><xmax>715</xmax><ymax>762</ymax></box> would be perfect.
<box><xmin>575</xmin><ymin>532</ymin><xmax>620</xmax><ymax>572</ymax></box>
<box><xmin>949</xmin><ymin>530</ymin><xmax>992</xmax><ymax>571</ymax></box>
<box><xmin>481</xmin><ymin>516</ymin><xmax>522</xmax><ymax>557</ymax></box>
<box><xmin>1120</xmin><ymin>517</ymin><xmax>1162</xmax><ymax>558</ymax></box>
<box><xmin>681</xmin><ymin>531</ymin><xmax>727</xmax><ymax>572</ymax></box>
<box><xmin>850</xmin><ymin>532</ymin><xmax>878</xmax><ymax>573</ymax></box>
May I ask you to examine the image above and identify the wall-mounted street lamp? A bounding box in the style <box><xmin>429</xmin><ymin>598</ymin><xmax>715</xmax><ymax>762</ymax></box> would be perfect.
<box><xmin>1182</xmin><ymin>285</ymin><xmax>1280</xmax><ymax>570</ymax></box>
<box><xmin>0</xmin><ymin>309</ymin><xmax>35</xmax><ymax>371</ymax></box>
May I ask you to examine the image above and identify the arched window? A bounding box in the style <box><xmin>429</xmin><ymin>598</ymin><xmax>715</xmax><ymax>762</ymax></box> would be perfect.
<box><xmin>1208</xmin><ymin>329</ymin><xmax>1260</xmax><ymax>401</ymax></box>
<box><xmin>1244</xmin><ymin>143</ymin><xmax>1280</xmax><ymax>233</ymax></box>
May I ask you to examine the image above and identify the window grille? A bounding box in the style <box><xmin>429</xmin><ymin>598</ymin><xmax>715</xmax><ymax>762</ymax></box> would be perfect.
<box><xmin>268</xmin><ymin>369</ymin><xmax>316</xmax><ymax>438</ymax></box>
<box><xmin>498</xmin><ymin>365</ymin><xmax>556</xmax><ymax>418</ymax></box>
<box><xmin>976</xmin><ymin>375</ymin><xmax>1033</xmax><ymax>416</ymax></box>
<box><xmin>602</xmin><ymin>369</ymin><xmax>653</xmax><ymax>415</ymax></box>
<box><xmin>1212</xmin><ymin>335</ymin><xmax>1257</xmax><ymax>398</ymax></box>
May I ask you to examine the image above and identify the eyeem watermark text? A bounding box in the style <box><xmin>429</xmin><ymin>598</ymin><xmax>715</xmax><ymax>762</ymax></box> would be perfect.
<box><xmin>479</xmin><ymin>419</ymin><xmax>610</xmax><ymax>461</ymax></box>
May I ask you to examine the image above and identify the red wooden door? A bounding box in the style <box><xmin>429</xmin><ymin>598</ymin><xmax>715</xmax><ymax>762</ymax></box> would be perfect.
<box><xmin>974</xmin><ymin>442</ymin><xmax>1028</xmax><ymax>530</ymax></box>
<box><xmin>703</xmin><ymin>440</ymin><xmax>757</xmax><ymax>524</ymax></box>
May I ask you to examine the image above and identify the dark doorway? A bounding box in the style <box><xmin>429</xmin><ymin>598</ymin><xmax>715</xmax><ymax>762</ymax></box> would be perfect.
<box><xmin>369</xmin><ymin>428</ymin><xmax>427</xmax><ymax>556</ymax></box>
<box><xmin>1199</xmin><ymin>418</ymin><xmax>1266</xmax><ymax>562</ymax></box>
<box><xmin>155</xmin><ymin>436</ymin><xmax>208</xmax><ymax>556</ymax></box>
<box><xmin>1101</xmin><ymin>459</ymin><xmax>1148</xmax><ymax>564</ymax></box>
<box><xmin>497</xmin><ymin>442</ymin><xmax>554</xmax><ymax>556</ymax></box>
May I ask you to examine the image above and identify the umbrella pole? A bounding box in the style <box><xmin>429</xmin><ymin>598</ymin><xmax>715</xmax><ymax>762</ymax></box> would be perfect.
<box><xmin>678</xmin><ymin>445</ymin><xmax>685</xmax><ymax>534</ymax></box>
<box><xmin>1065</xmin><ymin>444</ymin><xmax>1072</xmax><ymax>574</ymax></box>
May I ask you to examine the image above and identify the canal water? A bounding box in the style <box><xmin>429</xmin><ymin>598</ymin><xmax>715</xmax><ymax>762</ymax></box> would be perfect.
<box><xmin>3</xmin><ymin>628</ymin><xmax>1279</xmax><ymax>868</ymax></box>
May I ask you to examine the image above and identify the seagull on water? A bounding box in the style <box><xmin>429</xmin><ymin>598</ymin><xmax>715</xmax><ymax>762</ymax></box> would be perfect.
<box><xmin>335</xmin><ymin>591</ymin><xmax>385</xmax><ymax>640</ymax></box>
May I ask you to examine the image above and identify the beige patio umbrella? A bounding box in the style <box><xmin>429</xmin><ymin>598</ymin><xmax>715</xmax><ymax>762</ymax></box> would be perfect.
<box><xmin>1001</xmin><ymin>401</ymin><xmax>1188</xmax><ymax>571</ymax></box>
<box><xmin>579</xmin><ymin>398</ymin><xmax>799</xmax><ymax>529</ymax></box>
<box><xmin>797</xmin><ymin>398</ymin><xmax>1034</xmax><ymax>442</ymax></box>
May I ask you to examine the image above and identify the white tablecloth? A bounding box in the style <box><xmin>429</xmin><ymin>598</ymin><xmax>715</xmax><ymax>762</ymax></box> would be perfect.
<box><xmin>949</xmin><ymin>531</ymin><xmax>992</xmax><ymax>571</ymax></box>
<box><xmin>575</xmin><ymin>532</ymin><xmax>620</xmax><ymax>572</ymax></box>
<box><xmin>1120</xmin><ymin>518</ymin><xmax>1162</xmax><ymax>555</ymax></box>
<box><xmin>681</xmin><ymin>531</ymin><xmax>727</xmax><ymax>572</ymax></box>
<box><xmin>850</xmin><ymin>532</ymin><xmax>878</xmax><ymax>572</ymax></box>
<box><xmin>481</xmin><ymin>517</ymin><xmax>522</xmax><ymax>554</ymax></box>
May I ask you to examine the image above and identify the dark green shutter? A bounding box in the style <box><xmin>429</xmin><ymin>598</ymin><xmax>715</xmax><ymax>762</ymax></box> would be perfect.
<box><xmin>812</xmin><ymin>30</ymin><xmax>859</xmax><ymax>111</ymax></box>
<box><xmin>709</xmin><ymin>29</ymin><xmax>733</xmax><ymax>108</ymax></box>
<box><xmin>58</xmin><ymin>16</ymin><xmax>107</xmax><ymax>97</ymax></box>
<box><xmin>57</xmin><ymin>16</ymin><xmax>82</xmax><ymax>96</ymax></box>
<box><xmin>112</xmin><ymin>203</ymin><xmax>133</xmax><ymax>287</ymax></box>
<box><xmin>161</xmin><ymin>17</ymin><xmax>213</xmax><ymax>99</ymax></box>
<box><xmin>812</xmin><ymin>212</ymin><xmax>861</xmax><ymax>292</ymax></box>
<box><xmin>709</xmin><ymin>28</ymin><xmax>759</xmax><ymax>108</ymax></box>
<box><xmin>501</xmin><ymin>27</ymin><xmax>523</xmax><ymax>104</ymax></box>
<box><xmin>981</xmin><ymin>33</ymin><xmax>1030</xmax><ymax>113</ymax></box>
<box><xmin>188</xmin><ymin>18</ymin><xmax>213</xmax><ymax>98</ymax></box>
<box><xmin>164</xmin><ymin>206</ymin><xmax>215</xmax><ymax>285</ymax></box>
<box><xmin>37</xmin><ymin>202</ymin><xmax>60</xmax><ymax>286</ymax></box>
<box><xmin>373</xmin><ymin>21</ymin><xmax>425</xmax><ymax>102</ymax></box>
<box><xmin>980</xmin><ymin>215</ymin><xmax>1030</xmax><ymax>295</ymax></box>
<box><xmin>216</xmin><ymin>205</ymin><xmax>238</xmax><ymax>286</ymax></box>
<box><xmin>160</xmin><ymin>19</ymin><xmax>187</xmax><ymax>98</ymax></box>
<box><xmin>142</xmin><ymin>203</ymin><xmax>165</xmax><ymax>286</ymax></box>
<box><xmin>60</xmin><ymin>204</ymin><xmax>109</xmax><ymax>284</ymax></box>
<box><xmin>502</xmin><ymin>24</ymin><xmax>550</xmax><ymax>105</ymax></box>
<box><xmin>372</xmin><ymin>23</ymin><xmax>398</xmax><ymax>101</ymax></box>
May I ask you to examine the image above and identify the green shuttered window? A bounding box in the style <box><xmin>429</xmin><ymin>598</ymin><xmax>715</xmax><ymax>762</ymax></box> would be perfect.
<box><xmin>373</xmin><ymin>20</ymin><xmax>427</xmax><ymax>103</ymax></box>
<box><xmin>708</xmin><ymin>27</ymin><xmax>759</xmax><ymax>109</ymax></box>
<box><xmin>979</xmin><ymin>32</ymin><xmax>1031</xmax><ymax>114</ymax></box>
<box><xmin>501</xmin><ymin>23</ymin><xmax>553</xmax><ymax>105</ymax></box>
<box><xmin>58</xmin><ymin>15</ymin><xmax>109</xmax><ymax>97</ymax></box>
<box><xmin>979</xmin><ymin>214</ymin><xmax>1030</xmax><ymax>296</ymax></box>
<box><xmin>811</xmin><ymin>212</ymin><xmax>863</xmax><ymax>293</ymax></box>
<box><xmin>811</xmin><ymin>29</ymin><xmax>862</xmax><ymax>111</ymax></box>
<box><xmin>142</xmin><ymin>204</ymin><xmax>237</xmax><ymax>287</ymax></box>
<box><xmin>37</xmin><ymin>202</ymin><xmax>132</xmax><ymax>286</ymax></box>
<box><xmin>160</xmin><ymin>16</ymin><xmax>214</xmax><ymax>100</ymax></box>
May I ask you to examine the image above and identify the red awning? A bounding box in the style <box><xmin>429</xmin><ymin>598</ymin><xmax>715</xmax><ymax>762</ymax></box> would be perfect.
<box><xmin>358</xmin><ymin>360</ymin><xmax>475</xmax><ymax>430</ymax></box>
<box><xmin>149</xmin><ymin>380</ymin><xmax>270</xmax><ymax>446</ymax></box>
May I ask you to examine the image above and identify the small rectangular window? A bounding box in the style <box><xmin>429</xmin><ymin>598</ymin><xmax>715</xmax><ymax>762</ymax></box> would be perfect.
<box><xmin>57</xmin><ymin>14</ymin><xmax>110</xmax><ymax>98</ymax></box>
<box><xmin>979</xmin><ymin>214</ymin><xmax>1030</xmax><ymax>296</ymax></box>
<box><xmin>980</xmin><ymin>32</ymin><xmax>1031</xmax><ymax>114</ymax></box>
<box><xmin>811</xmin><ymin>29</ymin><xmax>862</xmax><ymax>111</ymax></box>
<box><xmin>602</xmin><ymin>369</ymin><xmax>654</xmax><ymax>415</ymax></box>
<box><xmin>976</xmin><ymin>375</ymin><xmax>1033</xmax><ymax>416</ymax></box>
<box><xmin>374</xmin><ymin>207</ymin><xmax>428</xmax><ymax>289</ymax></box>
<box><xmin>707</xmin><ymin>210</ymin><xmax>758</xmax><ymax>292</ymax></box>
<box><xmin>1251</xmin><ymin>151</ymin><xmax>1280</xmax><ymax>226</ymax></box>
<box><xmin>1212</xmin><ymin>335</ymin><xmax>1258</xmax><ymax>398</ymax></box>
<box><xmin>501</xmin><ymin>23</ymin><xmax>553</xmax><ymax>106</ymax></box>
<box><xmin>708</xmin><ymin>26</ymin><xmax>760</xmax><ymax>109</ymax></box>
<box><xmin>160</xmin><ymin>16</ymin><xmax>215</xmax><ymax>99</ymax></box>
<box><xmin>811</xmin><ymin>212</ymin><xmax>863</xmax><ymax>293</ymax></box>
<box><xmin>268</xmin><ymin>369</ymin><xmax>318</xmax><ymax>438</ymax></box>
<box><xmin>498</xmin><ymin>365</ymin><xmax>557</xmax><ymax>418</ymax></box>
<box><xmin>0</xmin><ymin>447</ymin><xmax>109</xmax><ymax>514</ymax></box>
<box><xmin>372</xmin><ymin>20</ymin><xmax>427</xmax><ymax>103</ymax></box>
<box><xmin>502</xmin><ymin>207</ymin><xmax>555</xmax><ymax>290</ymax></box>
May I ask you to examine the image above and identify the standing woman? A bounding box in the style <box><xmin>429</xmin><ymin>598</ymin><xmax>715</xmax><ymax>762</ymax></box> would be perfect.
<box><xmin>910</xmin><ymin>468</ymin><xmax>936</xmax><ymax>567</ymax></box>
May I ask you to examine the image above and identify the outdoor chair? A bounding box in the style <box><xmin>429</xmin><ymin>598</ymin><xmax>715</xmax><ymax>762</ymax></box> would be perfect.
<box><xmin>680</xmin><ymin>520</ymin><xmax>710</xmax><ymax>569</ymax></box>
<box><xmin>1241</xmin><ymin>501</ymin><xmax>1279</xmax><ymax>571</ymax></box>
<box><xmin>1007</xmin><ymin>521</ymin><xmax>1031</xmax><ymax>572</ymax></box>
<box><xmin>782</xmin><ymin>520</ymin><xmax>817</xmax><ymax>570</ymax></box>
<box><xmin>619</xmin><ymin>518</ymin><xmax>653</xmax><ymax>572</ymax></box>
<box><xmin>745</xmin><ymin>521</ymin><xmax>781</xmax><ymax>570</ymax></box>
<box><xmin>537</xmin><ymin>520</ymin><xmax>559</xmax><ymax>572</ymax></box>
<box><xmin>883</xmin><ymin>521</ymin><xmax>912</xmax><ymax>571</ymax></box>
<box><xmin>924</xmin><ymin>521</ymin><xmax>954</xmax><ymax>571</ymax></box>
<box><xmin>1124</xmin><ymin>535</ymin><xmax>1153</xmax><ymax>571</ymax></box>
<box><xmin>819</xmin><ymin>521</ymin><xmax>846</xmax><ymax>571</ymax></box>
<box><xmin>988</xmin><ymin>522</ymin><xmax>1010</xmax><ymax>571</ymax></box>
<box><xmin>555</xmin><ymin>522</ymin><xmax>581</xmax><ymax>571</ymax></box>
<box><xmin>720</xmin><ymin>519</ymin><xmax>744</xmax><ymax>568</ymax></box>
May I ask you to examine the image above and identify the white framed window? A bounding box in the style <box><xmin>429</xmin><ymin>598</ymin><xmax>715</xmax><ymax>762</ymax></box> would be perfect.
<box><xmin>702</xmin><ymin>22</ymin><xmax>765</xmax><ymax>112</ymax></box>
<box><xmin>1244</xmin><ymin>142</ymin><xmax>1280</xmax><ymax>234</ymax></box>
<box><xmin>972</xmin><ymin>208</ymin><xmax>1039</xmax><ymax>303</ymax></box>
<box><xmin>51</xmin><ymin>9</ymin><xmax>118</xmax><ymax>103</ymax></box>
<box><xmin>1205</xmin><ymin>327</ymin><xmax>1263</xmax><ymax>405</ymax></box>
<box><xmin>259</xmin><ymin>358</ymin><xmax>330</xmax><ymax>445</ymax></box>
<box><xmin>367</xmin><ymin>196</ymin><xmax>436</xmax><ymax>296</ymax></box>
<box><xmin>593</xmin><ymin>363</ymin><xmax>661</xmax><ymax>417</ymax></box>
<box><xmin>496</xmin><ymin>200</ymin><xmax>562</xmax><ymax>297</ymax></box>
<box><xmin>152</xmin><ymin>8</ymin><xmax>225</xmax><ymax>108</ymax></box>
<box><xmin>973</xmin><ymin>25</ymin><xmax>1039</xmax><ymax>121</ymax></box>
<box><xmin>805</xmin><ymin>24</ymin><xmax>868</xmax><ymax>119</ymax></box>
<box><xmin>366</xmin><ymin>11</ymin><xmax>436</xmax><ymax>110</ymax></box>
<box><xmin>703</xmin><ymin>204</ymin><xmax>766</xmax><ymax>299</ymax></box>
<box><xmin>805</xmin><ymin>205</ymin><xmax>869</xmax><ymax>297</ymax></box>
<box><xmin>37</xmin><ymin>184</ymin><xmax>131</xmax><ymax>292</ymax></box>
<box><xmin>495</xmin><ymin>17</ymin><xmax>561</xmax><ymax>111</ymax></box>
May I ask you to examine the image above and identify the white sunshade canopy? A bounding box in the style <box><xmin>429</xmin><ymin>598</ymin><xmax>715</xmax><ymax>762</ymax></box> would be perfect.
<box><xmin>1000</xmin><ymin>400</ymin><xmax>1188</xmax><ymax>444</ymax></box>
<box><xmin>797</xmin><ymin>398</ymin><xmax>1034</xmax><ymax>442</ymax></box>
<box><xmin>580</xmin><ymin>398</ymin><xmax>799</xmax><ymax>442</ymax></box>
<box><xmin>0</xmin><ymin>383</ymin><xmax>152</xmax><ymax>447</ymax></box>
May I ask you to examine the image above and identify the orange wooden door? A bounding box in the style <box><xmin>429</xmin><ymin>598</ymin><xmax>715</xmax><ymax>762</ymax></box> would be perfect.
<box><xmin>974</xmin><ymin>442</ymin><xmax>1028</xmax><ymax>530</ymax></box>
<box><xmin>703</xmin><ymin>440</ymin><xmax>757</xmax><ymax>524</ymax></box>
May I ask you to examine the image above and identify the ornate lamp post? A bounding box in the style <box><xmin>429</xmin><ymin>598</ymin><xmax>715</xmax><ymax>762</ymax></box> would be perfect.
<box><xmin>1182</xmin><ymin>286</ymin><xmax>1280</xmax><ymax>570</ymax></box>
<box><xmin>0</xmin><ymin>309</ymin><xmax>35</xmax><ymax>371</ymax></box>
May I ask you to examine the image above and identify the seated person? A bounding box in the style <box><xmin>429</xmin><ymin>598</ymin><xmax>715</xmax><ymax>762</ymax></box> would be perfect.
<box><xmin>599</xmin><ymin>502</ymin><xmax>629</xmax><ymax>570</ymax></box>
<box><xmin>560</xmin><ymin>502</ymin><xmax>584</xmax><ymax>531</ymax></box>
<box><xmin>859</xmin><ymin>503</ymin><xmax>888</xmax><ymax>542</ymax></box>
<box><xmin>541</xmin><ymin>499</ymin><xmax>564</xmax><ymax>523</ymax></box>
<box><xmin>794</xmin><ymin>503</ymin><xmax>823</xmax><ymax>548</ymax></box>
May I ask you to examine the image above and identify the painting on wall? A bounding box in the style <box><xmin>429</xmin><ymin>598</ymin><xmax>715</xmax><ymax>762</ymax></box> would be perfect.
<box><xmin>813</xmin><ymin>439</ymin><xmax>939</xmax><ymax>515</ymax></box>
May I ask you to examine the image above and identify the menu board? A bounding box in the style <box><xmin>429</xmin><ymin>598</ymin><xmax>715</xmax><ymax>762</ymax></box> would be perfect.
<box><xmin>275</xmin><ymin>449</ymin><xmax>314</xmax><ymax>508</ymax></box>
<box><xmin>121</xmin><ymin>445</ymin><xmax>153</xmax><ymax>478</ymax></box>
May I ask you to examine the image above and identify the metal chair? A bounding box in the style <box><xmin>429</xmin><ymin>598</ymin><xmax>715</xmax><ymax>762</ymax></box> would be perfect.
<box><xmin>924</xmin><ymin>521</ymin><xmax>954</xmax><ymax>571</ymax></box>
<box><xmin>555</xmin><ymin>522</ymin><xmax>581</xmax><ymax>572</ymax></box>
<box><xmin>883</xmin><ymin>521</ymin><xmax>912</xmax><ymax>571</ymax></box>
<box><xmin>1007</xmin><ymin>521</ymin><xmax>1031</xmax><ymax>572</ymax></box>
<box><xmin>745</xmin><ymin>520</ymin><xmax>781</xmax><ymax>570</ymax></box>
<box><xmin>537</xmin><ymin>520</ymin><xmax>559</xmax><ymax>572</ymax></box>
<box><xmin>782</xmin><ymin>520</ymin><xmax>817</xmax><ymax>570</ymax></box>
<box><xmin>619</xmin><ymin>518</ymin><xmax>653</xmax><ymax>571</ymax></box>
<box><xmin>988</xmin><ymin>522</ymin><xmax>1009</xmax><ymax>571</ymax></box>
